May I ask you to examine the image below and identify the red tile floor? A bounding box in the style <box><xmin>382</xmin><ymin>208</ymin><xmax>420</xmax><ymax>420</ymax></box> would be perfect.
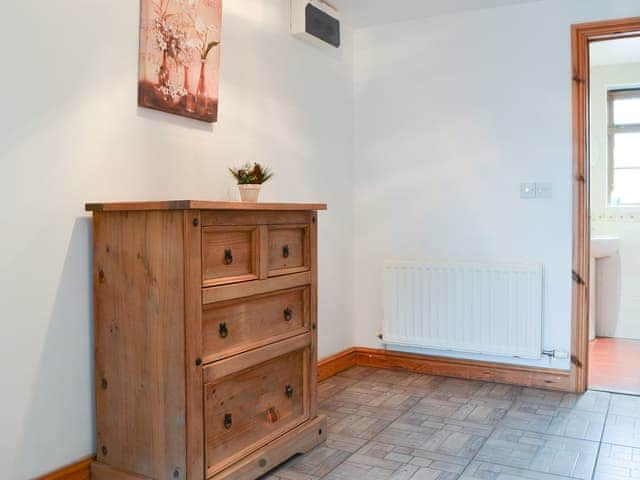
<box><xmin>589</xmin><ymin>337</ymin><xmax>640</xmax><ymax>394</ymax></box>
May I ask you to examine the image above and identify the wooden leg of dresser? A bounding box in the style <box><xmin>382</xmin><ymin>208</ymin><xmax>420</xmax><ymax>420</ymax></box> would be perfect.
<box><xmin>210</xmin><ymin>415</ymin><xmax>327</xmax><ymax>480</ymax></box>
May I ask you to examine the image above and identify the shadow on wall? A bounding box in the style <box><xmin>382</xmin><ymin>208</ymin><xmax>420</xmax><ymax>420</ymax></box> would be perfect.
<box><xmin>136</xmin><ymin>106</ymin><xmax>216</xmax><ymax>133</ymax></box>
<box><xmin>12</xmin><ymin>217</ymin><xmax>94</xmax><ymax>479</ymax></box>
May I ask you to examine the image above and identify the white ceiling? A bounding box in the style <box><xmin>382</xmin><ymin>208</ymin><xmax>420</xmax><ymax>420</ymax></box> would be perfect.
<box><xmin>590</xmin><ymin>37</ymin><xmax>640</xmax><ymax>67</ymax></box>
<box><xmin>331</xmin><ymin>0</ymin><xmax>542</xmax><ymax>29</ymax></box>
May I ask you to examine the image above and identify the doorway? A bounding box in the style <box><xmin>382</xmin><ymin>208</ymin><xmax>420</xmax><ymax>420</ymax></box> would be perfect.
<box><xmin>571</xmin><ymin>17</ymin><xmax>640</xmax><ymax>394</ymax></box>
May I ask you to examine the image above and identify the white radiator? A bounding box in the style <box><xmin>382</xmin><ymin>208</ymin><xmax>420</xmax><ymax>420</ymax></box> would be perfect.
<box><xmin>383</xmin><ymin>261</ymin><xmax>543</xmax><ymax>359</ymax></box>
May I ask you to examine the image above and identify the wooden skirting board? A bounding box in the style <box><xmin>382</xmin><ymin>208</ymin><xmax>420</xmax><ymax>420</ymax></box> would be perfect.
<box><xmin>40</xmin><ymin>346</ymin><xmax>569</xmax><ymax>479</ymax></box>
<box><xmin>354</xmin><ymin>347</ymin><xmax>571</xmax><ymax>391</ymax></box>
<box><xmin>35</xmin><ymin>456</ymin><xmax>93</xmax><ymax>480</ymax></box>
<box><xmin>318</xmin><ymin>346</ymin><xmax>570</xmax><ymax>390</ymax></box>
<box><xmin>317</xmin><ymin>347</ymin><xmax>358</xmax><ymax>381</ymax></box>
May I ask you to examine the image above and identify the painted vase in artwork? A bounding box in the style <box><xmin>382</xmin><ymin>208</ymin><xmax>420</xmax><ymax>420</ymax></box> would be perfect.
<box><xmin>196</xmin><ymin>58</ymin><xmax>209</xmax><ymax>115</ymax></box>
<box><xmin>138</xmin><ymin>0</ymin><xmax>222</xmax><ymax>123</ymax></box>
<box><xmin>183</xmin><ymin>65</ymin><xmax>195</xmax><ymax>112</ymax></box>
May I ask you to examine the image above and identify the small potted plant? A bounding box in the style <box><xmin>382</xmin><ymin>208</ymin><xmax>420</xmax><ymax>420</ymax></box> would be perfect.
<box><xmin>229</xmin><ymin>163</ymin><xmax>274</xmax><ymax>202</ymax></box>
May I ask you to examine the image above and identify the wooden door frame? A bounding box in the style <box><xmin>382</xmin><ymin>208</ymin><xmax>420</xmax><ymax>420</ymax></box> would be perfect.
<box><xmin>570</xmin><ymin>17</ymin><xmax>640</xmax><ymax>393</ymax></box>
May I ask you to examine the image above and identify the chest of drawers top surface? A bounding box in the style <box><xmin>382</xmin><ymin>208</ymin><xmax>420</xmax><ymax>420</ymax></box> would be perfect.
<box><xmin>85</xmin><ymin>200</ymin><xmax>328</xmax><ymax>212</ymax></box>
<box><xmin>88</xmin><ymin>201</ymin><xmax>326</xmax><ymax>480</ymax></box>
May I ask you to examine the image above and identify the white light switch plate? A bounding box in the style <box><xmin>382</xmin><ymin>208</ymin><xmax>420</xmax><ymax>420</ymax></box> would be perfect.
<box><xmin>520</xmin><ymin>183</ymin><xmax>536</xmax><ymax>199</ymax></box>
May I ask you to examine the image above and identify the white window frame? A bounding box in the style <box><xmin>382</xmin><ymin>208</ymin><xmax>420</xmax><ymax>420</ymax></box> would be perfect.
<box><xmin>607</xmin><ymin>88</ymin><xmax>640</xmax><ymax>207</ymax></box>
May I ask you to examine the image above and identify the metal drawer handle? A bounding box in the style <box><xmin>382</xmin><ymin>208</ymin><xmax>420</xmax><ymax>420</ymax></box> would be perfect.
<box><xmin>224</xmin><ymin>413</ymin><xmax>233</xmax><ymax>430</ymax></box>
<box><xmin>282</xmin><ymin>245</ymin><xmax>289</xmax><ymax>258</ymax></box>
<box><xmin>219</xmin><ymin>322</ymin><xmax>228</xmax><ymax>338</ymax></box>
<box><xmin>285</xmin><ymin>384</ymin><xmax>293</xmax><ymax>398</ymax></box>
<box><xmin>266</xmin><ymin>407</ymin><xmax>279</xmax><ymax>423</ymax></box>
<box><xmin>283</xmin><ymin>307</ymin><xmax>293</xmax><ymax>322</ymax></box>
<box><xmin>224</xmin><ymin>249</ymin><xmax>233</xmax><ymax>265</ymax></box>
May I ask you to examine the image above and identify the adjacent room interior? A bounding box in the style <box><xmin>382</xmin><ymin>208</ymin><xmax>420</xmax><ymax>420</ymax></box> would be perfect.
<box><xmin>589</xmin><ymin>36</ymin><xmax>640</xmax><ymax>394</ymax></box>
<box><xmin>2</xmin><ymin>1</ymin><xmax>640</xmax><ymax>480</ymax></box>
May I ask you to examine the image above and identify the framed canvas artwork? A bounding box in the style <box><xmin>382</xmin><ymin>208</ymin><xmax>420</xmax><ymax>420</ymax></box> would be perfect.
<box><xmin>139</xmin><ymin>0</ymin><xmax>222</xmax><ymax>123</ymax></box>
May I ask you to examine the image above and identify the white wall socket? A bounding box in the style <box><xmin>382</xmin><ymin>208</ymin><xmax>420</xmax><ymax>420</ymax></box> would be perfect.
<box><xmin>536</xmin><ymin>183</ymin><xmax>553</xmax><ymax>199</ymax></box>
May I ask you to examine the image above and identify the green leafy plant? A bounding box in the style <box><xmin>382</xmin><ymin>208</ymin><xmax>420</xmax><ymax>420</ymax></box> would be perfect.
<box><xmin>229</xmin><ymin>163</ymin><xmax>274</xmax><ymax>185</ymax></box>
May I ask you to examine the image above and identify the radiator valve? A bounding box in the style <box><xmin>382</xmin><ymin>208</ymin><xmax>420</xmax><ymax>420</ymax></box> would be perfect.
<box><xmin>542</xmin><ymin>349</ymin><xmax>569</xmax><ymax>359</ymax></box>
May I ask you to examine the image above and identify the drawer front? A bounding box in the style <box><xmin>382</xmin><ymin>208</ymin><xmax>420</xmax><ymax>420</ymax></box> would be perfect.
<box><xmin>268</xmin><ymin>225</ymin><xmax>309</xmax><ymax>276</ymax></box>
<box><xmin>204</xmin><ymin>346</ymin><xmax>308</xmax><ymax>475</ymax></box>
<box><xmin>203</xmin><ymin>287</ymin><xmax>309</xmax><ymax>363</ymax></box>
<box><xmin>202</xmin><ymin>226</ymin><xmax>259</xmax><ymax>286</ymax></box>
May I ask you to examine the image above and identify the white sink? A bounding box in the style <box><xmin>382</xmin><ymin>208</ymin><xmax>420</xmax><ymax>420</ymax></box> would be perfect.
<box><xmin>591</xmin><ymin>236</ymin><xmax>620</xmax><ymax>259</ymax></box>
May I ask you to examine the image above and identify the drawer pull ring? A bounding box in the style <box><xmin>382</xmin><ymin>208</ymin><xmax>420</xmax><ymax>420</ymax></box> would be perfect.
<box><xmin>285</xmin><ymin>384</ymin><xmax>293</xmax><ymax>398</ymax></box>
<box><xmin>224</xmin><ymin>249</ymin><xmax>233</xmax><ymax>265</ymax></box>
<box><xmin>224</xmin><ymin>413</ymin><xmax>233</xmax><ymax>430</ymax></box>
<box><xmin>266</xmin><ymin>407</ymin><xmax>279</xmax><ymax>423</ymax></box>
<box><xmin>282</xmin><ymin>245</ymin><xmax>289</xmax><ymax>258</ymax></box>
<box><xmin>284</xmin><ymin>307</ymin><xmax>293</xmax><ymax>322</ymax></box>
<box><xmin>219</xmin><ymin>322</ymin><xmax>228</xmax><ymax>338</ymax></box>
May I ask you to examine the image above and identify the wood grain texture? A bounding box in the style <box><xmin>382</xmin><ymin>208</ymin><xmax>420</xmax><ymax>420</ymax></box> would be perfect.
<box><xmin>317</xmin><ymin>348</ymin><xmax>358</xmax><ymax>382</ymax></box>
<box><xmin>203</xmin><ymin>334</ymin><xmax>311</xmax><ymax>383</ymax></box>
<box><xmin>317</xmin><ymin>347</ymin><xmax>570</xmax><ymax>391</ymax></box>
<box><xmin>202</xmin><ymin>286</ymin><xmax>310</xmax><ymax>364</ymax></box>
<box><xmin>183</xmin><ymin>211</ymin><xmax>204</xmax><ymax>480</ymax></box>
<box><xmin>85</xmin><ymin>201</ymin><xmax>327</xmax><ymax>212</ymax></box>
<box><xmin>91</xmin><ymin>462</ymin><xmax>152</xmax><ymax>480</ymax></box>
<box><xmin>202</xmin><ymin>272</ymin><xmax>312</xmax><ymax>304</ymax></box>
<box><xmin>204</xmin><ymin>348</ymin><xmax>308</xmax><ymax>476</ymax></box>
<box><xmin>202</xmin><ymin>226</ymin><xmax>260</xmax><ymax>287</ymax></box>
<box><xmin>202</xmin><ymin>210</ymin><xmax>312</xmax><ymax>227</ymax></box>
<box><xmin>308</xmin><ymin>214</ymin><xmax>318</xmax><ymax>419</ymax></box>
<box><xmin>570</xmin><ymin>17</ymin><xmax>640</xmax><ymax>393</ymax></box>
<box><xmin>209</xmin><ymin>415</ymin><xmax>327</xmax><ymax>480</ymax></box>
<box><xmin>259</xmin><ymin>225</ymin><xmax>269</xmax><ymax>280</ymax></box>
<box><xmin>267</xmin><ymin>225</ymin><xmax>310</xmax><ymax>277</ymax></box>
<box><xmin>202</xmin><ymin>226</ymin><xmax>259</xmax><ymax>287</ymax></box>
<box><xmin>355</xmin><ymin>347</ymin><xmax>571</xmax><ymax>391</ymax></box>
<box><xmin>87</xmin><ymin>204</ymin><xmax>325</xmax><ymax>480</ymax></box>
<box><xmin>93</xmin><ymin>211</ymin><xmax>186</xmax><ymax>479</ymax></box>
<box><xmin>35</xmin><ymin>456</ymin><xmax>93</xmax><ymax>480</ymax></box>
<box><xmin>571</xmin><ymin>19</ymin><xmax>592</xmax><ymax>396</ymax></box>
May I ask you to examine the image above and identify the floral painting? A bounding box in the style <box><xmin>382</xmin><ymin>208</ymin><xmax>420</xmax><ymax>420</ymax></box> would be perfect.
<box><xmin>138</xmin><ymin>0</ymin><xmax>222</xmax><ymax>122</ymax></box>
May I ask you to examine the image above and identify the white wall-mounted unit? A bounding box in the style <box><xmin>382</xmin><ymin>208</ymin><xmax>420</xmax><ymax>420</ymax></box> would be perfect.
<box><xmin>291</xmin><ymin>0</ymin><xmax>341</xmax><ymax>48</ymax></box>
<box><xmin>383</xmin><ymin>260</ymin><xmax>543</xmax><ymax>359</ymax></box>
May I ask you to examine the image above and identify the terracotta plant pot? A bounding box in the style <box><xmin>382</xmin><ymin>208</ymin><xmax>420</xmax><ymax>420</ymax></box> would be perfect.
<box><xmin>238</xmin><ymin>184</ymin><xmax>261</xmax><ymax>202</ymax></box>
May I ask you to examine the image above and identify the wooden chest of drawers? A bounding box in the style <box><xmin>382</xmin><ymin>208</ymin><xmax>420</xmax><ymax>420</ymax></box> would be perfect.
<box><xmin>85</xmin><ymin>201</ymin><xmax>327</xmax><ymax>480</ymax></box>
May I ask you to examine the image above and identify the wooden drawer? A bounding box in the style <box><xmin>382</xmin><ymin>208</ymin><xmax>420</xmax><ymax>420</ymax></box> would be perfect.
<box><xmin>268</xmin><ymin>225</ymin><xmax>310</xmax><ymax>277</ymax></box>
<box><xmin>203</xmin><ymin>335</ymin><xmax>310</xmax><ymax>477</ymax></box>
<box><xmin>202</xmin><ymin>226</ymin><xmax>259</xmax><ymax>286</ymax></box>
<box><xmin>202</xmin><ymin>287</ymin><xmax>310</xmax><ymax>363</ymax></box>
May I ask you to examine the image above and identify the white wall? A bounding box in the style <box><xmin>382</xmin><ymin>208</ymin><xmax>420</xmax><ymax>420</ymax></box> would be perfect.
<box><xmin>590</xmin><ymin>62</ymin><xmax>640</xmax><ymax>340</ymax></box>
<box><xmin>0</xmin><ymin>1</ymin><xmax>354</xmax><ymax>478</ymax></box>
<box><xmin>352</xmin><ymin>0</ymin><xmax>640</xmax><ymax>369</ymax></box>
<box><xmin>5</xmin><ymin>0</ymin><xmax>640</xmax><ymax>477</ymax></box>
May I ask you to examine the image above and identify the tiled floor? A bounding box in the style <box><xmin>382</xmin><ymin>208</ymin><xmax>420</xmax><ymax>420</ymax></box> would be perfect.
<box><xmin>263</xmin><ymin>366</ymin><xmax>640</xmax><ymax>480</ymax></box>
<box><xmin>589</xmin><ymin>338</ymin><xmax>640</xmax><ymax>394</ymax></box>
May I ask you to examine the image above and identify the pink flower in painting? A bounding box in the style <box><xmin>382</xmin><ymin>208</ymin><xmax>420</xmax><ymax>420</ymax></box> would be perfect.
<box><xmin>155</xmin><ymin>14</ymin><xmax>195</xmax><ymax>66</ymax></box>
<box><xmin>159</xmin><ymin>83</ymin><xmax>187</xmax><ymax>101</ymax></box>
<box><xmin>139</xmin><ymin>0</ymin><xmax>222</xmax><ymax>122</ymax></box>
